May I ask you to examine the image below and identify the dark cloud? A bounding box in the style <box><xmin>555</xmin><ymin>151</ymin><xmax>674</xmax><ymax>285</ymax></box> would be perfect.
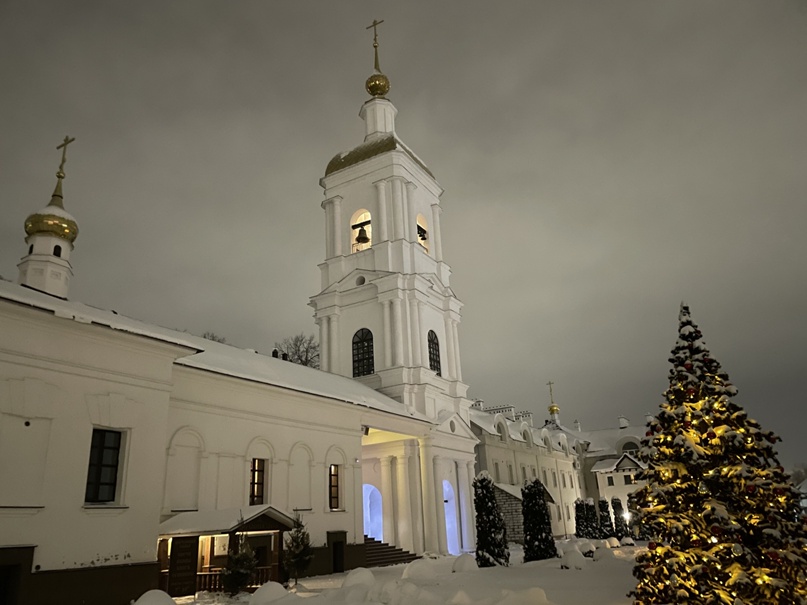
<box><xmin>1</xmin><ymin>1</ymin><xmax>805</xmax><ymax>466</ymax></box>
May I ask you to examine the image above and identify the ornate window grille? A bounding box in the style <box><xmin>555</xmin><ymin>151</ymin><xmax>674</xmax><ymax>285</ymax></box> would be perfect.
<box><xmin>352</xmin><ymin>328</ymin><xmax>374</xmax><ymax>377</ymax></box>
<box><xmin>427</xmin><ymin>330</ymin><xmax>441</xmax><ymax>376</ymax></box>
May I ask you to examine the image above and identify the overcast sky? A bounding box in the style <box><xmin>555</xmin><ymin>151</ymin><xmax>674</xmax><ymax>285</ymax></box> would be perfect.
<box><xmin>1</xmin><ymin>1</ymin><xmax>805</xmax><ymax>467</ymax></box>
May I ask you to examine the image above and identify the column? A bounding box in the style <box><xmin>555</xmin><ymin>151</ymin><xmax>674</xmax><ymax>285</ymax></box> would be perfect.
<box><xmin>409</xmin><ymin>297</ymin><xmax>422</xmax><ymax>367</ymax></box>
<box><xmin>380</xmin><ymin>456</ymin><xmax>396</xmax><ymax>545</ymax></box>
<box><xmin>457</xmin><ymin>460</ymin><xmax>474</xmax><ymax>552</ymax></box>
<box><xmin>444</xmin><ymin>316</ymin><xmax>457</xmax><ymax>380</ymax></box>
<box><xmin>382</xmin><ymin>300</ymin><xmax>392</xmax><ymax>368</ymax></box>
<box><xmin>395</xmin><ymin>454</ymin><xmax>414</xmax><ymax>552</ymax></box>
<box><xmin>430</xmin><ymin>203</ymin><xmax>443</xmax><ymax>261</ymax></box>
<box><xmin>374</xmin><ymin>180</ymin><xmax>388</xmax><ymax>242</ymax></box>
<box><xmin>322</xmin><ymin>199</ymin><xmax>334</xmax><ymax>258</ymax></box>
<box><xmin>433</xmin><ymin>456</ymin><xmax>448</xmax><ymax>554</ymax></box>
<box><xmin>329</xmin><ymin>313</ymin><xmax>339</xmax><ymax>374</ymax></box>
<box><xmin>392</xmin><ymin>298</ymin><xmax>404</xmax><ymax>366</ymax></box>
<box><xmin>419</xmin><ymin>302</ymin><xmax>430</xmax><ymax>369</ymax></box>
<box><xmin>418</xmin><ymin>439</ymin><xmax>439</xmax><ymax>552</ymax></box>
<box><xmin>452</xmin><ymin>320</ymin><xmax>463</xmax><ymax>381</ymax></box>
<box><xmin>405</xmin><ymin>182</ymin><xmax>418</xmax><ymax>242</ymax></box>
<box><xmin>392</xmin><ymin>178</ymin><xmax>405</xmax><ymax>240</ymax></box>
<box><xmin>352</xmin><ymin>461</ymin><xmax>363</xmax><ymax>544</ymax></box>
<box><xmin>466</xmin><ymin>461</ymin><xmax>477</xmax><ymax>547</ymax></box>
<box><xmin>332</xmin><ymin>196</ymin><xmax>343</xmax><ymax>257</ymax></box>
<box><xmin>271</xmin><ymin>458</ymin><xmax>289</xmax><ymax>512</ymax></box>
<box><xmin>320</xmin><ymin>316</ymin><xmax>330</xmax><ymax>372</ymax></box>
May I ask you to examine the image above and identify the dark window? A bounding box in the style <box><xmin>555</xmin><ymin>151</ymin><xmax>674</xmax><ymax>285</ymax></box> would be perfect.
<box><xmin>494</xmin><ymin>462</ymin><xmax>500</xmax><ymax>482</ymax></box>
<box><xmin>622</xmin><ymin>441</ymin><xmax>640</xmax><ymax>453</ymax></box>
<box><xmin>352</xmin><ymin>328</ymin><xmax>374</xmax><ymax>377</ymax></box>
<box><xmin>607</xmin><ymin>476</ymin><xmax>615</xmax><ymax>487</ymax></box>
<box><xmin>53</xmin><ymin>245</ymin><xmax>62</xmax><ymax>258</ymax></box>
<box><xmin>552</xmin><ymin>470</ymin><xmax>557</xmax><ymax>487</ymax></box>
<box><xmin>329</xmin><ymin>464</ymin><xmax>340</xmax><ymax>510</ymax></box>
<box><xmin>85</xmin><ymin>428</ymin><xmax>122</xmax><ymax>503</ymax></box>
<box><xmin>427</xmin><ymin>330</ymin><xmax>441</xmax><ymax>376</ymax></box>
<box><xmin>250</xmin><ymin>458</ymin><xmax>266</xmax><ymax>505</ymax></box>
<box><xmin>624</xmin><ymin>474</ymin><xmax>634</xmax><ymax>485</ymax></box>
<box><xmin>28</xmin><ymin>244</ymin><xmax>33</xmax><ymax>254</ymax></box>
<box><xmin>562</xmin><ymin>473</ymin><xmax>567</xmax><ymax>488</ymax></box>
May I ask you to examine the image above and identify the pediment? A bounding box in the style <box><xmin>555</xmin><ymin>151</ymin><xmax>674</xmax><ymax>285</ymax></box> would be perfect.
<box><xmin>321</xmin><ymin>269</ymin><xmax>393</xmax><ymax>295</ymax></box>
<box><xmin>434</xmin><ymin>410</ymin><xmax>478</xmax><ymax>441</ymax></box>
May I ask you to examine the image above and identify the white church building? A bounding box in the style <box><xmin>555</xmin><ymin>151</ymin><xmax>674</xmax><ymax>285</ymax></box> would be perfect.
<box><xmin>0</xmin><ymin>38</ymin><xmax>478</xmax><ymax>605</ymax></box>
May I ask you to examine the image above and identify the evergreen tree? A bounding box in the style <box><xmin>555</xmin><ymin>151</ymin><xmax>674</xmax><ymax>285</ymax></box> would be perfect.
<box><xmin>473</xmin><ymin>471</ymin><xmax>509</xmax><ymax>567</ymax></box>
<box><xmin>574</xmin><ymin>499</ymin><xmax>587</xmax><ymax>539</ymax></box>
<box><xmin>612</xmin><ymin>496</ymin><xmax>630</xmax><ymax>540</ymax></box>
<box><xmin>629</xmin><ymin>304</ymin><xmax>807</xmax><ymax>605</ymax></box>
<box><xmin>220</xmin><ymin>532</ymin><xmax>257</xmax><ymax>596</ymax></box>
<box><xmin>283</xmin><ymin>515</ymin><xmax>313</xmax><ymax>587</ymax></box>
<box><xmin>522</xmin><ymin>479</ymin><xmax>556</xmax><ymax>562</ymax></box>
<box><xmin>598</xmin><ymin>497</ymin><xmax>616</xmax><ymax>539</ymax></box>
<box><xmin>585</xmin><ymin>498</ymin><xmax>598</xmax><ymax>539</ymax></box>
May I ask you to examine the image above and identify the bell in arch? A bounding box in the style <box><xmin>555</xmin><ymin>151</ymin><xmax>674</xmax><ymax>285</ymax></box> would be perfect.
<box><xmin>355</xmin><ymin>226</ymin><xmax>370</xmax><ymax>245</ymax></box>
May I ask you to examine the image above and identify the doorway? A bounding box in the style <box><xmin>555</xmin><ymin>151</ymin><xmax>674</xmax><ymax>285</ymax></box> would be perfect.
<box><xmin>362</xmin><ymin>484</ymin><xmax>383</xmax><ymax>541</ymax></box>
<box><xmin>443</xmin><ymin>479</ymin><xmax>461</xmax><ymax>555</ymax></box>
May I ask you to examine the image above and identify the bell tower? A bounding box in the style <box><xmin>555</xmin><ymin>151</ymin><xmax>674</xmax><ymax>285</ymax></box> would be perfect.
<box><xmin>17</xmin><ymin>136</ymin><xmax>80</xmax><ymax>299</ymax></box>
<box><xmin>310</xmin><ymin>22</ymin><xmax>469</xmax><ymax>422</ymax></box>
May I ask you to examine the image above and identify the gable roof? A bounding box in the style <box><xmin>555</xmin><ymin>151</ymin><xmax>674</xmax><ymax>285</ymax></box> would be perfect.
<box><xmin>590</xmin><ymin>452</ymin><xmax>646</xmax><ymax>473</ymax></box>
<box><xmin>158</xmin><ymin>505</ymin><xmax>295</xmax><ymax>536</ymax></box>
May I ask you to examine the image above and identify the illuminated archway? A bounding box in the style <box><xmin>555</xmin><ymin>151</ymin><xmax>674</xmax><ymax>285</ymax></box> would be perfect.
<box><xmin>443</xmin><ymin>480</ymin><xmax>461</xmax><ymax>555</ymax></box>
<box><xmin>362</xmin><ymin>484</ymin><xmax>383</xmax><ymax>542</ymax></box>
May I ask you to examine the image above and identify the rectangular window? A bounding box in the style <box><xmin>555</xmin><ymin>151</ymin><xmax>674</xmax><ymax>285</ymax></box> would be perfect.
<box><xmin>508</xmin><ymin>464</ymin><xmax>514</xmax><ymax>484</ymax></box>
<box><xmin>562</xmin><ymin>473</ymin><xmax>567</xmax><ymax>489</ymax></box>
<box><xmin>494</xmin><ymin>462</ymin><xmax>500</xmax><ymax>482</ymax></box>
<box><xmin>329</xmin><ymin>464</ymin><xmax>340</xmax><ymax>510</ymax></box>
<box><xmin>521</xmin><ymin>466</ymin><xmax>527</xmax><ymax>482</ymax></box>
<box><xmin>552</xmin><ymin>470</ymin><xmax>557</xmax><ymax>488</ymax></box>
<box><xmin>557</xmin><ymin>505</ymin><xmax>562</xmax><ymax>521</ymax></box>
<box><xmin>250</xmin><ymin>458</ymin><xmax>266</xmax><ymax>505</ymax></box>
<box><xmin>85</xmin><ymin>428</ymin><xmax>123</xmax><ymax>504</ymax></box>
<box><xmin>607</xmin><ymin>476</ymin><xmax>615</xmax><ymax>487</ymax></box>
<box><xmin>542</xmin><ymin>469</ymin><xmax>548</xmax><ymax>485</ymax></box>
<box><xmin>566</xmin><ymin>504</ymin><xmax>571</xmax><ymax>520</ymax></box>
<box><xmin>624</xmin><ymin>474</ymin><xmax>634</xmax><ymax>485</ymax></box>
<box><xmin>531</xmin><ymin>466</ymin><xmax>536</xmax><ymax>478</ymax></box>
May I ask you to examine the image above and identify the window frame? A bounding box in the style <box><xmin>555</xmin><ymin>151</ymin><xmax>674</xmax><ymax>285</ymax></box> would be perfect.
<box><xmin>352</xmin><ymin>328</ymin><xmax>375</xmax><ymax>377</ymax></box>
<box><xmin>84</xmin><ymin>428</ymin><xmax>125</xmax><ymax>505</ymax></box>
<box><xmin>607</xmin><ymin>475</ymin><xmax>615</xmax><ymax>487</ymax></box>
<box><xmin>328</xmin><ymin>464</ymin><xmax>341</xmax><ymax>510</ymax></box>
<box><xmin>427</xmin><ymin>330</ymin><xmax>441</xmax><ymax>376</ymax></box>
<box><xmin>250</xmin><ymin>458</ymin><xmax>267</xmax><ymax>506</ymax></box>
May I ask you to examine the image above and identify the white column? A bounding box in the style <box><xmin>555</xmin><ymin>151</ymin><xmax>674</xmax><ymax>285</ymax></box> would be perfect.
<box><xmin>382</xmin><ymin>300</ymin><xmax>392</xmax><ymax>368</ymax></box>
<box><xmin>444</xmin><ymin>316</ymin><xmax>457</xmax><ymax>380</ymax></box>
<box><xmin>320</xmin><ymin>316</ymin><xmax>330</xmax><ymax>373</ymax></box>
<box><xmin>392</xmin><ymin>178</ymin><xmax>405</xmax><ymax>240</ymax></box>
<box><xmin>418</xmin><ymin>439</ymin><xmax>439</xmax><ymax>552</ymax></box>
<box><xmin>452</xmin><ymin>320</ymin><xmax>463</xmax><ymax>381</ymax></box>
<box><xmin>333</xmin><ymin>196</ymin><xmax>343</xmax><ymax>257</ymax></box>
<box><xmin>329</xmin><ymin>313</ymin><xmax>339</xmax><ymax>375</ymax></box>
<box><xmin>392</xmin><ymin>298</ymin><xmax>404</xmax><ymax>366</ymax></box>
<box><xmin>433</xmin><ymin>456</ymin><xmax>448</xmax><ymax>554</ymax></box>
<box><xmin>410</xmin><ymin>297</ymin><xmax>422</xmax><ymax>367</ymax></box>
<box><xmin>396</xmin><ymin>454</ymin><xmax>414</xmax><ymax>552</ymax></box>
<box><xmin>352</xmin><ymin>461</ymin><xmax>363</xmax><ymax>544</ymax></box>
<box><xmin>466</xmin><ymin>461</ymin><xmax>477</xmax><ymax>546</ymax></box>
<box><xmin>457</xmin><ymin>460</ymin><xmax>474</xmax><ymax>552</ymax></box>
<box><xmin>405</xmin><ymin>182</ymin><xmax>417</xmax><ymax>242</ymax></box>
<box><xmin>323</xmin><ymin>200</ymin><xmax>334</xmax><ymax>258</ymax></box>
<box><xmin>374</xmin><ymin>180</ymin><xmax>389</xmax><ymax>242</ymax></box>
<box><xmin>380</xmin><ymin>456</ymin><xmax>396</xmax><ymax>545</ymax></box>
<box><xmin>403</xmin><ymin>296</ymin><xmax>413</xmax><ymax>366</ymax></box>
<box><xmin>430</xmin><ymin>203</ymin><xmax>443</xmax><ymax>261</ymax></box>
<box><xmin>419</xmin><ymin>302</ymin><xmax>430</xmax><ymax>370</ymax></box>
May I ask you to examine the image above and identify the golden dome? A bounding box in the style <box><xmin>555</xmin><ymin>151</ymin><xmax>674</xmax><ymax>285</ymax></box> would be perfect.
<box><xmin>366</xmin><ymin>72</ymin><xmax>390</xmax><ymax>97</ymax></box>
<box><xmin>24</xmin><ymin>178</ymin><xmax>79</xmax><ymax>243</ymax></box>
<box><xmin>548</xmin><ymin>404</ymin><xmax>560</xmax><ymax>415</ymax></box>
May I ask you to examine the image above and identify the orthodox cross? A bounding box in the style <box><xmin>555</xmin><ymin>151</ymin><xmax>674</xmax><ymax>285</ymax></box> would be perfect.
<box><xmin>547</xmin><ymin>380</ymin><xmax>556</xmax><ymax>404</ymax></box>
<box><xmin>56</xmin><ymin>135</ymin><xmax>76</xmax><ymax>176</ymax></box>
<box><xmin>366</xmin><ymin>19</ymin><xmax>385</xmax><ymax>71</ymax></box>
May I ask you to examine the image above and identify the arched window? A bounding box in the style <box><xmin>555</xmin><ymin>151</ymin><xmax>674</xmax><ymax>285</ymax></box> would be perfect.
<box><xmin>53</xmin><ymin>245</ymin><xmax>62</xmax><ymax>258</ymax></box>
<box><xmin>351</xmin><ymin>210</ymin><xmax>372</xmax><ymax>253</ymax></box>
<box><xmin>352</xmin><ymin>328</ymin><xmax>374</xmax><ymax>377</ymax></box>
<box><xmin>416</xmin><ymin>214</ymin><xmax>429</xmax><ymax>253</ymax></box>
<box><xmin>622</xmin><ymin>441</ymin><xmax>640</xmax><ymax>453</ymax></box>
<box><xmin>427</xmin><ymin>330</ymin><xmax>441</xmax><ymax>376</ymax></box>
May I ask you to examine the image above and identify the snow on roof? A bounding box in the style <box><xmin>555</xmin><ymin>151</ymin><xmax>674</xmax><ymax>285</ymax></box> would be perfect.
<box><xmin>494</xmin><ymin>482</ymin><xmax>523</xmax><ymax>500</ymax></box>
<box><xmin>0</xmin><ymin>280</ymin><xmax>429</xmax><ymax>423</ymax></box>
<box><xmin>590</xmin><ymin>453</ymin><xmax>646</xmax><ymax>473</ymax></box>
<box><xmin>158</xmin><ymin>505</ymin><xmax>295</xmax><ymax>536</ymax></box>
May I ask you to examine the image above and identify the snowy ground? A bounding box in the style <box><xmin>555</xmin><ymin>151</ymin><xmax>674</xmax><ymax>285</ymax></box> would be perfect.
<box><xmin>151</xmin><ymin>541</ymin><xmax>641</xmax><ymax>605</ymax></box>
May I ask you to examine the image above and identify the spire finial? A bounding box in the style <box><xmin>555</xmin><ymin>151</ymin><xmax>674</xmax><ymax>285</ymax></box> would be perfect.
<box><xmin>56</xmin><ymin>135</ymin><xmax>76</xmax><ymax>179</ymax></box>
<box><xmin>547</xmin><ymin>380</ymin><xmax>560</xmax><ymax>416</ymax></box>
<box><xmin>364</xmin><ymin>20</ymin><xmax>390</xmax><ymax>97</ymax></box>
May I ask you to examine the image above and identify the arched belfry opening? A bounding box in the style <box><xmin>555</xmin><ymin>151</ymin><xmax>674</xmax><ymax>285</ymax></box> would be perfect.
<box><xmin>351</xmin><ymin>209</ymin><xmax>372</xmax><ymax>253</ymax></box>
<box><xmin>416</xmin><ymin>214</ymin><xmax>429</xmax><ymax>253</ymax></box>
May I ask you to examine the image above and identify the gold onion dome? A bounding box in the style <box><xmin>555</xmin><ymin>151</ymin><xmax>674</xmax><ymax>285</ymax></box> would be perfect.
<box><xmin>25</xmin><ymin>174</ymin><xmax>79</xmax><ymax>243</ymax></box>
<box><xmin>548</xmin><ymin>404</ymin><xmax>560</xmax><ymax>415</ymax></box>
<box><xmin>366</xmin><ymin>72</ymin><xmax>390</xmax><ymax>97</ymax></box>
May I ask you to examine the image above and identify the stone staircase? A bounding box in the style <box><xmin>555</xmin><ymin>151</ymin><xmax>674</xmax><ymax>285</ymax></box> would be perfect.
<box><xmin>363</xmin><ymin>535</ymin><xmax>419</xmax><ymax>567</ymax></box>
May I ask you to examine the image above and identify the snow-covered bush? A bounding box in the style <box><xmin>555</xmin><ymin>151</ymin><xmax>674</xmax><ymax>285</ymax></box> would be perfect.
<box><xmin>606</xmin><ymin>537</ymin><xmax>620</xmax><ymax>549</ymax></box>
<box><xmin>560</xmin><ymin>547</ymin><xmax>587</xmax><ymax>570</ymax></box>
<box><xmin>521</xmin><ymin>478</ymin><xmax>555</xmax><ymax>562</ymax></box>
<box><xmin>473</xmin><ymin>471</ymin><xmax>509</xmax><ymax>567</ymax></box>
<box><xmin>452</xmin><ymin>553</ymin><xmax>478</xmax><ymax>572</ymax></box>
<box><xmin>132</xmin><ymin>590</ymin><xmax>175</xmax><ymax>605</ymax></box>
<box><xmin>249</xmin><ymin>582</ymin><xmax>287</xmax><ymax>605</ymax></box>
<box><xmin>620</xmin><ymin>536</ymin><xmax>635</xmax><ymax>546</ymax></box>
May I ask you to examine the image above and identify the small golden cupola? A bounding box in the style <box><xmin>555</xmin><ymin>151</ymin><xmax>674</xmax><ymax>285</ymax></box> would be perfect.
<box><xmin>17</xmin><ymin>136</ymin><xmax>80</xmax><ymax>299</ymax></box>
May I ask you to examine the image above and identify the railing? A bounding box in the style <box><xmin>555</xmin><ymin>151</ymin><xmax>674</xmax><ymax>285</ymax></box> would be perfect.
<box><xmin>192</xmin><ymin>567</ymin><xmax>275</xmax><ymax>593</ymax></box>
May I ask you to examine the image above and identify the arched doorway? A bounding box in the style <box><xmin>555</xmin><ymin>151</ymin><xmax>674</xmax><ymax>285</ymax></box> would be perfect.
<box><xmin>442</xmin><ymin>480</ymin><xmax>461</xmax><ymax>555</ymax></box>
<box><xmin>362</xmin><ymin>484</ymin><xmax>383</xmax><ymax>542</ymax></box>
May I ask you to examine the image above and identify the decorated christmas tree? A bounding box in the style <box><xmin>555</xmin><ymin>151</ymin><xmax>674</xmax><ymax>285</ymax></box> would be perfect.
<box><xmin>522</xmin><ymin>478</ymin><xmax>556</xmax><ymax>561</ymax></box>
<box><xmin>629</xmin><ymin>304</ymin><xmax>807</xmax><ymax>605</ymax></box>
<box><xmin>283</xmin><ymin>514</ymin><xmax>313</xmax><ymax>587</ymax></box>
<box><xmin>598</xmin><ymin>497</ymin><xmax>616</xmax><ymax>539</ymax></box>
<box><xmin>585</xmin><ymin>498</ymin><xmax>599</xmax><ymax>538</ymax></box>
<box><xmin>612</xmin><ymin>496</ymin><xmax>630</xmax><ymax>540</ymax></box>
<box><xmin>473</xmin><ymin>471</ymin><xmax>509</xmax><ymax>567</ymax></box>
<box><xmin>574</xmin><ymin>499</ymin><xmax>588</xmax><ymax>538</ymax></box>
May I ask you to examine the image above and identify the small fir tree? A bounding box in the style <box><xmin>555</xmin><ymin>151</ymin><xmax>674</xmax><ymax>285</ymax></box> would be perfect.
<box><xmin>585</xmin><ymin>498</ymin><xmax>599</xmax><ymax>538</ymax></box>
<box><xmin>598</xmin><ymin>497</ymin><xmax>616</xmax><ymax>539</ymax></box>
<box><xmin>630</xmin><ymin>304</ymin><xmax>807</xmax><ymax>605</ymax></box>
<box><xmin>283</xmin><ymin>515</ymin><xmax>313</xmax><ymax>587</ymax></box>
<box><xmin>522</xmin><ymin>479</ymin><xmax>556</xmax><ymax>562</ymax></box>
<box><xmin>574</xmin><ymin>499</ymin><xmax>588</xmax><ymax>538</ymax></box>
<box><xmin>220</xmin><ymin>532</ymin><xmax>257</xmax><ymax>596</ymax></box>
<box><xmin>473</xmin><ymin>471</ymin><xmax>509</xmax><ymax>567</ymax></box>
<box><xmin>611</xmin><ymin>496</ymin><xmax>630</xmax><ymax>540</ymax></box>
